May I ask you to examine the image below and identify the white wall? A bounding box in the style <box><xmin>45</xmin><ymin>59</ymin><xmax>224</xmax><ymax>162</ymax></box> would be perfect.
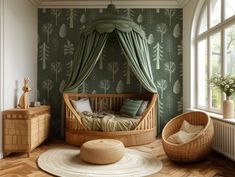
<box><xmin>183</xmin><ymin>0</ymin><xmax>205</xmax><ymax>111</ymax></box>
<box><xmin>0</xmin><ymin>0</ymin><xmax>37</xmax><ymax>159</ymax></box>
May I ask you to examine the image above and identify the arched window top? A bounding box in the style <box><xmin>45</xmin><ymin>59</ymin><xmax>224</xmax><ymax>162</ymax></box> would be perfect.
<box><xmin>225</xmin><ymin>0</ymin><xmax>235</xmax><ymax>19</ymax></box>
<box><xmin>195</xmin><ymin>0</ymin><xmax>235</xmax><ymax>113</ymax></box>
<box><xmin>198</xmin><ymin>0</ymin><xmax>235</xmax><ymax>36</ymax></box>
<box><xmin>198</xmin><ymin>5</ymin><xmax>207</xmax><ymax>34</ymax></box>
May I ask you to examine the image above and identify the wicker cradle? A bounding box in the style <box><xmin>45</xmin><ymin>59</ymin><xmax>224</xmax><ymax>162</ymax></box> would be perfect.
<box><xmin>162</xmin><ymin>111</ymin><xmax>214</xmax><ymax>162</ymax></box>
<box><xmin>63</xmin><ymin>93</ymin><xmax>157</xmax><ymax>147</ymax></box>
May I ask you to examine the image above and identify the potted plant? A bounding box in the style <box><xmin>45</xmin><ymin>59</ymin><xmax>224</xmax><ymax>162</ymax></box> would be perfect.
<box><xmin>210</xmin><ymin>74</ymin><xmax>235</xmax><ymax>118</ymax></box>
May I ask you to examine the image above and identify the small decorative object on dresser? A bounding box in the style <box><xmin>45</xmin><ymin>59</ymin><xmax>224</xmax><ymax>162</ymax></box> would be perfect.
<box><xmin>210</xmin><ymin>74</ymin><xmax>235</xmax><ymax>118</ymax></box>
<box><xmin>3</xmin><ymin>106</ymin><xmax>50</xmax><ymax>157</ymax></box>
<box><xmin>18</xmin><ymin>77</ymin><xmax>32</xmax><ymax>109</ymax></box>
<box><xmin>30</xmin><ymin>101</ymin><xmax>41</xmax><ymax>107</ymax></box>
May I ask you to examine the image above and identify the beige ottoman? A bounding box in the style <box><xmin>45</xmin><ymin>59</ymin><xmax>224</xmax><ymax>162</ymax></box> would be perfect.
<box><xmin>80</xmin><ymin>139</ymin><xmax>125</xmax><ymax>164</ymax></box>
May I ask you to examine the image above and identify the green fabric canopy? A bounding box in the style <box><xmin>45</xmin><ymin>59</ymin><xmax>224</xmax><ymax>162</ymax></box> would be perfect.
<box><xmin>62</xmin><ymin>4</ymin><xmax>159</xmax><ymax>135</ymax></box>
<box><xmin>65</xmin><ymin>31</ymin><xmax>108</xmax><ymax>91</ymax></box>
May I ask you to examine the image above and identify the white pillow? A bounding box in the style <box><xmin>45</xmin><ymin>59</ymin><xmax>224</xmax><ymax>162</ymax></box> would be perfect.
<box><xmin>167</xmin><ymin>130</ymin><xmax>197</xmax><ymax>144</ymax></box>
<box><xmin>71</xmin><ymin>98</ymin><xmax>93</xmax><ymax>113</ymax></box>
<box><xmin>180</xmin><ymin>120</ymin><xmax>204</xmax><ymax>134</ymax></box>
<box><xmin>137</xmin><ymin>101</ymin><xmax>148</xmax><ymax>116</ymax></box>
<box><xmin>167</xmin><ymin>120</ymin><xmax>205</xmax><ymax>144</ymax></box>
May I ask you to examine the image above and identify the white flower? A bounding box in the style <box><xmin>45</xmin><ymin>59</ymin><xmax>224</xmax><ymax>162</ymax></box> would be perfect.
<box><xmin>230</xmin><ymin>89</ymin><xmax>234</xmax><ymax>93</ymax></box>
<box><xmin>229</xmin><ymin>79</ymin><xmax>234</xmax><ymax>84</ymax></box>
<box><xmin>221</xmin><ymin>81</ymin><xmax>226</xmax><ymax>86</ymax></box>
<box><xmin>225</xmin><ymin>84</ymin><xmax>230</xmax><ymax>89</ymax></box>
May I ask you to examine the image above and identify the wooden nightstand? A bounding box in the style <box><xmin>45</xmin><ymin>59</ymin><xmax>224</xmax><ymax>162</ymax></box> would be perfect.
<box><xmin>3</xmin><ymin>106</ymin><xmax>50</xmax><ymax>157</ymax></box>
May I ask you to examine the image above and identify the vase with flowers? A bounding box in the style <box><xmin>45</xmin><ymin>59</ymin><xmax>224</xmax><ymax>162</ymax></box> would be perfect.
<box><xmin>210</xmin><ymin>74</ymin><xmax>235</xmax><ymax>118</ymax></box>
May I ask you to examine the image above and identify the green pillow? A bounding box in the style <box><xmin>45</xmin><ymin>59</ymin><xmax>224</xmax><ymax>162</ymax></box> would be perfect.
<box><xmin>120</xmin><ymin>99</ymin><xmax>143</xmax><ymax>117</ymax></box>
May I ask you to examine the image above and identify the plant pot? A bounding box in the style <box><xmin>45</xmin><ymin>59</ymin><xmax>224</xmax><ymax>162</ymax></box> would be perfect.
<box><xmin>223</xmin><ymin>96</ymin><xmax>234</xmax><ymax>118</ymax></box>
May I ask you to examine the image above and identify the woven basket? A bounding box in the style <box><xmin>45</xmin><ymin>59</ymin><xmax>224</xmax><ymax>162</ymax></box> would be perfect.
<box><xmin>162</xmin><ymin>111</ymin><xmax>214</xmax><ymax>162</ymax></box>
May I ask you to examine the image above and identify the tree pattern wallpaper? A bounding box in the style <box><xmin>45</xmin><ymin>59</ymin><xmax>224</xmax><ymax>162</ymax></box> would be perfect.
<box><xmin>38</xmin><ymin>8</ymin><xmax>183</xmax><ymax>134</ymax></box>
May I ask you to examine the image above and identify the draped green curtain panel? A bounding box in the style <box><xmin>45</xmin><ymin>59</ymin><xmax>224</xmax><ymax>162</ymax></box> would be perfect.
<box><xmin>62</xmin><ymin>9</ymin><xmax>159</xmax><ymax>135</ymax></box>
<box><xmin>64</xmin><ymin>31</ymin><xmax>108</xmax><ymax>91</ymax></box>
<box><xmin>116</xmin><ymin>30</ymin><xmax>157</xmax><ymax>93</ymax></box>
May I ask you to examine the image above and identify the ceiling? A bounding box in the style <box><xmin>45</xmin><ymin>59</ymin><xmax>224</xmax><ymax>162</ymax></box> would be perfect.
<box><xmin>31</xmin><ymin>0</ymin><xmax>190</xmax><ymax>8</ymax></box>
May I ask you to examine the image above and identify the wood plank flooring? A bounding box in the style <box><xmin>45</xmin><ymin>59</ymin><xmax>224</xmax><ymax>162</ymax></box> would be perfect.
<box><xmin>0</xmin><ymin>138</ymin><xmax>235</xmax><ymax>177</ymax></box>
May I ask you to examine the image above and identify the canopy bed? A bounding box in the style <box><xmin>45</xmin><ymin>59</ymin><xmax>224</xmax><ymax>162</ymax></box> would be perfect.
<box><xmin>62</xmin><ymin>4</ymin><xmax>159</xmax><ymax>146</ymax></box>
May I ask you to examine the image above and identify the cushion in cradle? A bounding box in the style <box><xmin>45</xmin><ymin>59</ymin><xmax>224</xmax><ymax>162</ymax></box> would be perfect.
<box><xmin>120</xmin><ymin>99</ymin><xmax>143</xmax><ymax>117</ymax></box>
<box><xmin>167</xmin><ymin>130</ymin><xmax>197</xmax><ymax>144</ymax></box>
<box><xmin>71</xmin><ymin>98</ymin><xmax>93</xmax><ymax>113</ymax></box>
<box><xmin>167</xmin><ymin>120</ymin><xmax>204</xmax><ymax>144</ymax></box>
<box><xmin>180</xmin><ymin>120</ymin><xmax>204</xmax><ymax>134</ymax></box>
<box><xmin>137</xmin><ymin>101</ymin><xmax>148</xmax><ymax>116</ymax></box>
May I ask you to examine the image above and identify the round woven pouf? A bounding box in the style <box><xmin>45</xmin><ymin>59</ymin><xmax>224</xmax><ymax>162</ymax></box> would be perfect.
<box><xmin>80</xmin><ymin>139</ymin><xmax>125</xmax><ymax>164</ymax></box>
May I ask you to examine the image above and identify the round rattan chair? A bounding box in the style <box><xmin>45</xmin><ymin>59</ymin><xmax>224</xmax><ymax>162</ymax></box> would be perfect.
<box><xmin>162</xmin><ymin>111</ymin><xmax>214</xmax><ymax>162</ymax></box>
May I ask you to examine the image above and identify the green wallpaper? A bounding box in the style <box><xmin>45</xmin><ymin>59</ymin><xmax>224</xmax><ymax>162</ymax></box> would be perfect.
<box><xmin>38</xmin><ymin>8</ymin><xmax>183</xmax><ymax>134</ymax></box>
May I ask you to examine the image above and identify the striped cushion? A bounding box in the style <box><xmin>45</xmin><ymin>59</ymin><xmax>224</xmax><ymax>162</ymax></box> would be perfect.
<box><xmin>137</xmin><ymin>101</ymin><xmax>148</xmax><ymax>116</ymax></box>
<box><xmin>120</xmin><ymin>99</ymin><xmax>143</xmax><ymax>117</ymax></box>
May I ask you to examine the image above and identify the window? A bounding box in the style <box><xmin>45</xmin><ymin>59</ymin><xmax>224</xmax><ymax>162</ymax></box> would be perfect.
<box><xmin>196</xmin><ymin>0</ymin><xmax>235</xmax><ymax>113</ymax></box>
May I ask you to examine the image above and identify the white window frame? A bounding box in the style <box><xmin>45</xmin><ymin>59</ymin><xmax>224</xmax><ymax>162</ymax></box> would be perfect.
<box><xmin>195</xmin><ymin>0</ymin><xmax>235</xmax><ymax>114</ymax></box>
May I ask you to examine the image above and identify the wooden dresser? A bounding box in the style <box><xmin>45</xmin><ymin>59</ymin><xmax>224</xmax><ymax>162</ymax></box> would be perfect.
<box><xmin>3</xmin><ymin>106</ymin><xmax>50</xmax><ymax>157</ymax></box>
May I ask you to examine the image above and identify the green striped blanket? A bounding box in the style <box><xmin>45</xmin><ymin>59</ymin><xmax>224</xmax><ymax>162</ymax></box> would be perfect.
<box><xmin>80</xmin><ymin>111</ymin><xmax>140</xmax><ymax>132</ymax></box>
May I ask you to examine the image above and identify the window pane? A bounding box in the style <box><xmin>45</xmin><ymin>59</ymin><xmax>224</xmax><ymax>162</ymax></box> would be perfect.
<box><xmin>212</xmin><ymin>88</ymin><xmax>222</xmax><ymax>109</ymax></box>
<box><xmin>225</xmin><ymin>24</ymin><xmax>235</xmax><ymax>74</ymax></box>
<box><xmin>199</xmin><ymin>6</ymin><xmax>208</xmax><ymax>34</ymax></box>
<box><xmin>225</xmin><ymin>0</ymin><xmax>235</xmax><ymax>19</ymax></box>
<box><xmin>210</xmin><ymin>0</ymin><xmax>221</xmax><ymax>27</ymax></box>
<box><xmin>210</xmin><ymin>32</ymin><xmax>221</xmax><ymax>109</ymax></box>
<box><xmin>198</xmin><ymin>40</ymin><xmax>208</xmax><ymax>107</ymax></box>
<box><xmin>210</xmin><ymin>32</ymin><xmax>221</xmax><ymax>75</ymax></box>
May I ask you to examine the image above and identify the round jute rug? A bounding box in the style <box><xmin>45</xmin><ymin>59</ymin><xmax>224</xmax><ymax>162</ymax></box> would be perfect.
<box><xmin>37</xmin><ymin>146</ymin><xmax>162</xmax><ymax>177</ymax></box>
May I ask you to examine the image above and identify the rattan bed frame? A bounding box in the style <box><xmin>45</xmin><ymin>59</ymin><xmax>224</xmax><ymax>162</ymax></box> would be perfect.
<box><xmin>63</xmin><ymin>93</ymin><xmax>157</xmax><ymax>146</ymax></box>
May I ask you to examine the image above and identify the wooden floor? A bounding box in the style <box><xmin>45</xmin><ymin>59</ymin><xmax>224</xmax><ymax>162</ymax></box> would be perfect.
<box><xmin>0</xmin><ymin>138</ymin><xmax>235</xmax><ymax>177</ymax></box>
